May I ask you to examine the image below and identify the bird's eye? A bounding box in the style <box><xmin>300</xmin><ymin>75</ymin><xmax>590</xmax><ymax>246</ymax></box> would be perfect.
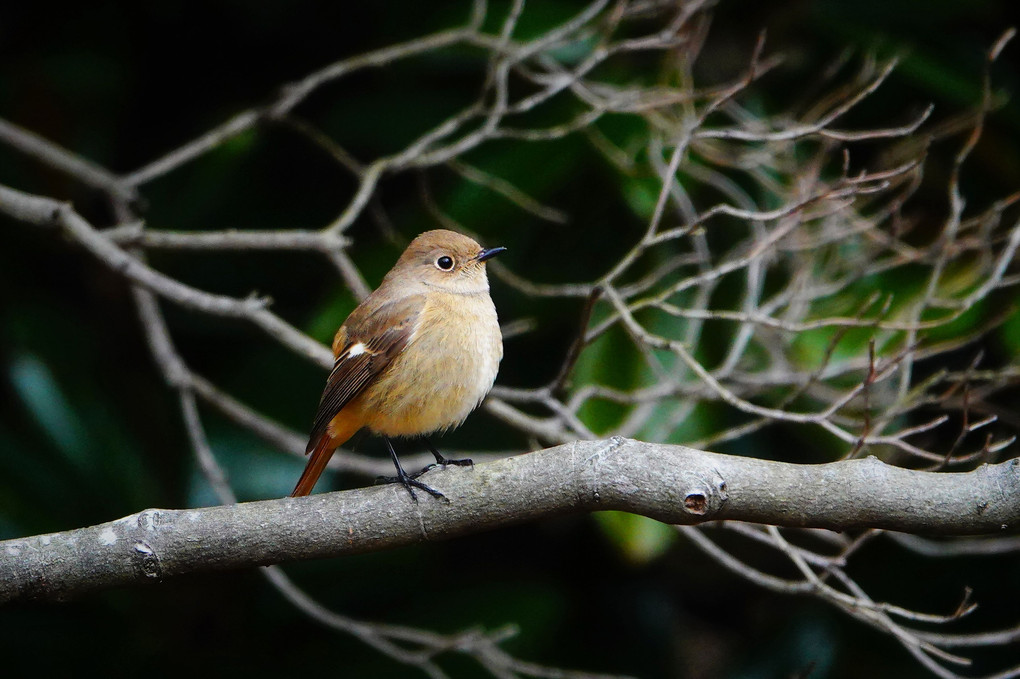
<box><xmin>435</xmin><ymin>255</ymin><xmax>455</xmax><ymax>271</ymax></box>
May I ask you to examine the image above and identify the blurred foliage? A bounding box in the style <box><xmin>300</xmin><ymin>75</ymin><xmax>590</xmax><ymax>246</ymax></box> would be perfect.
<box><xmin>2</xmin><ymin>1</ymin><xmax>1019</xmax><ymax>677</ymax></box>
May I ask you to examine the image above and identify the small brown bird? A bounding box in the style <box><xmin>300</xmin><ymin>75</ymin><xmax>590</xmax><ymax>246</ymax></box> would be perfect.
<box><xmin>292</xmin><ymin>229</ymin><xmax>505</xmax><ymax>499</ymax></box>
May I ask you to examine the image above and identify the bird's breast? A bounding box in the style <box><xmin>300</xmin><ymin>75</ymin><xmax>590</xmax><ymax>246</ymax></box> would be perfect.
<box><xmin>361</xmin><ymin>291</ymin><xmax>502</xmax><ymax>437</ymax></box>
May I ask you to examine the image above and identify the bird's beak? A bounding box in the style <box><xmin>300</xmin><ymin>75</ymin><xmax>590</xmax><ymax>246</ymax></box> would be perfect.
<box><xmin>476</xmin><ymin>246</ymin><xmax>506</xmax><ymax>262</ymax></box>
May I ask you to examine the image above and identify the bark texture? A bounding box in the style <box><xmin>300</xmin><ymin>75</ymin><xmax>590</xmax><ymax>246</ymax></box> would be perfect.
<box><xmin>2</xmin><ymin>439</ymin><xmax>1018</xmax><ymax>604</ymax></box>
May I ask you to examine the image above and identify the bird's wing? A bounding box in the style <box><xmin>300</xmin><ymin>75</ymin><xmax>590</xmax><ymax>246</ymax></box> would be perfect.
<box><xmin>305</xmin><ymin>294</ymin><xmax>425</xmax><ymax>453</ymax></box>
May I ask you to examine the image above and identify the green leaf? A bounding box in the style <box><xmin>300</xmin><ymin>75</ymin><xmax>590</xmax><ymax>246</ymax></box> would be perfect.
<box><xmin>596</xmin><ymin>511</ymin><xmax>676</xmax><ymax>563</ymax></box>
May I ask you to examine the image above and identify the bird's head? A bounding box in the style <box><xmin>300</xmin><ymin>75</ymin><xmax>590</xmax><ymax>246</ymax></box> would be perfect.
<box><xmin>388</xmin><ymin>229</ymin><xmax>505</xmax><ymax>294</ymax></box>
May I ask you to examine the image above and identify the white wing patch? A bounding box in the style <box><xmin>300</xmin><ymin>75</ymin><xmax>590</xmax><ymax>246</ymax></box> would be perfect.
<box><xmin>347</xmin><ymin>342</ymin><xmax>367</xmax><ymax>357</ymax></box>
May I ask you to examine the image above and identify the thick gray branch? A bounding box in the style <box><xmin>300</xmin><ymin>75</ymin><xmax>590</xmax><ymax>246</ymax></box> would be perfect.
<box><xmin>2</xmin><ymin>439</ymin><xmax>1017</xmax><ymax>604</ymax></box>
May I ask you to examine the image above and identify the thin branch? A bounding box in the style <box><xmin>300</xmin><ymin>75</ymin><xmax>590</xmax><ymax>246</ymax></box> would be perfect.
<box><xmin>0</xmin><ymin>183</ymin><xmax>333</xmax><ymax>370</ymax></box>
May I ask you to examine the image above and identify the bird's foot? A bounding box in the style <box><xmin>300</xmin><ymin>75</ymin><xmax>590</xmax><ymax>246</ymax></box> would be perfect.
<box><xmin>424</xmin><ymin>438</ymin><xmax>473</xmax><ymax>470</ymax></box>
<box><xmin>375</xmin><ymin>468</ymin><xmax>447</xmax><ymax>503</ymax></box>
<box><xmin>378</xmin><ymin>437</ymin><xmax>448</xmax><ymax>502</ymax></box>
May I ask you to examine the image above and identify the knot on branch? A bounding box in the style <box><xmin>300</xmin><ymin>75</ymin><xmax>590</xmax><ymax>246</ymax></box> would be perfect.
<box><xmin>242</xmin><ymin>292</ymin><xmax>272</xmax><ymax>312</ymax></box>
<box><xmin>679</xmin><ymin>468</ymin><xmax>728</xmax><ymax>518</ymax></box>
<box><xmin>132</xmin><ymin>541</ymin><xmax>163</xmax><ymax>581</ymax></box>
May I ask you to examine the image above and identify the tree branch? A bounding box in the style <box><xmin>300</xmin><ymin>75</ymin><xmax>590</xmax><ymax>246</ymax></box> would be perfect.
<box><xmin>3</xmin><ymin>438</ymin><xmax>1017</xmax><ymax>604</ymax></box>
<box><xmin>0</xmin><ymin>182</ymin><xmax>333</xmax><ymax>369</ymax></box>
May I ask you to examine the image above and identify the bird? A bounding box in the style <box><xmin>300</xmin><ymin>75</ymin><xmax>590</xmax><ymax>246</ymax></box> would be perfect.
<box><xmin>291</xmin><ymin>229</ymin><xmax>505</xmax><ymax>500</ymax></box>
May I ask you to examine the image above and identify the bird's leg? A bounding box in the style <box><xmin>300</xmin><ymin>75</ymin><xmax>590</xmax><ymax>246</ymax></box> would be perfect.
<box><xmin>376</xmin><ymin>437</ymin><xmax>447</xmax><ymax>502</ymax></box>
<box><xmin>415</xmin><ymin>437</ymin><xmax>473</xmax><ymax>475</ymax></box>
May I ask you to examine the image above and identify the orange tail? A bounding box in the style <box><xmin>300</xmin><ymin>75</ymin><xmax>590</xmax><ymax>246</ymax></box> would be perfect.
<box><xmin>291</xmin><ymin>435</ymin><xmax>337</xmax><ymax>497</ymax></box>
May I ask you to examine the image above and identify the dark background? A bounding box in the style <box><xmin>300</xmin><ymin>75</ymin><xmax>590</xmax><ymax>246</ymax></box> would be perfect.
<box><xmin>2</xmin><ymin>2</ymin><xmax>1019</xmax><ymax>677</ymax></box>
